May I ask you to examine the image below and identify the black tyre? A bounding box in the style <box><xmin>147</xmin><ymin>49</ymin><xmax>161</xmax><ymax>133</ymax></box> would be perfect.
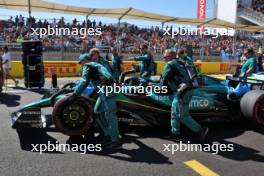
<box><xmin>240</xmin><ymin>90</ymin><xmax>264</xmax><ymax>125</ymax></box>
<box><xmin>52</xmin><ymin>95</ymin><xmax>94</xmax><ymax>136</ymax></box>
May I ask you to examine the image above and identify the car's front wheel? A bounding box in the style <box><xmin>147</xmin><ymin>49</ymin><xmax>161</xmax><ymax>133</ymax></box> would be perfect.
<box><xmin>52</xmin><ymin>94</ymin><xmax>94</xmax><ymax>136</ymax></box>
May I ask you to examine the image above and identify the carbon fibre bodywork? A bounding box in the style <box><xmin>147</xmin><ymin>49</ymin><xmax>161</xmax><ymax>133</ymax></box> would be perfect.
<box><xmin>11</xmin><ymin>73</ymin><xmax>251</xmax><ymax>130</ymax></box>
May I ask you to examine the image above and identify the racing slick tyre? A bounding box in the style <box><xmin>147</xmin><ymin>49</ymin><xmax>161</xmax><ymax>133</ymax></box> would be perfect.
<box><xmin>240</xmin><ymin>90</ymin><xmax>264</xmax><ymax>125</ymax></box>
<box><xmin>52</xmin><ymin>94</ymin><xmax>94</xmax><ymax>136</ymax></box>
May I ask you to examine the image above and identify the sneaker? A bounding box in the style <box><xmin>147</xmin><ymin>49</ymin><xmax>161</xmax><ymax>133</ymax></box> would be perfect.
<box><xmin>103</xmin><ymin>141</ymin><xmax>122</xmax><ymax>150</ymax></box>
<box><xmin>165</xmin><ymin>134</ymin><xmax>181</xmax><ymax>142</ymax></box>
<box><xmin>199</xmin><ymin>127</ymin><xmax>209</xmax><ymax>141</ymax></box>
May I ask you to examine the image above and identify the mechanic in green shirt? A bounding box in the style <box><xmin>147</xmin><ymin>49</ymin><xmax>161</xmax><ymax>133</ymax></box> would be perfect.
<box><xmin>160</xmin><ymin>49</ymin><xmax>208</xmax><ymax>140</ymax></box>
<box><xmin>240</xmin><ymin>48</ymin><xmax>257</xmax><ymax>77</ymax></box>
<box><xmin>74</xmin><ymin>53</ymin><xmax>121</xmax><ymax>149</ymax></box>
<box><xmin>110</xmin><ymin>47</ymin><xmax>123</xmax><ymax>83</ymax></box>
<box><xmin>130</xmin><ymin>44</ymin><xmax>155</xmax><ymax>85</ymax></box>
<box><xmin>177</xmin><ymin>49</ymin><xmax>201</xmax><ymax>75</ymax></box>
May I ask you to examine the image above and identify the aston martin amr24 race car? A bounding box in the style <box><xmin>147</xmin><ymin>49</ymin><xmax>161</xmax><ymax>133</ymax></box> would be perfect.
<box><xmin>11</xmin><ymin>72</ymin><xmax>264</xmax><ymax>136</ymax></box>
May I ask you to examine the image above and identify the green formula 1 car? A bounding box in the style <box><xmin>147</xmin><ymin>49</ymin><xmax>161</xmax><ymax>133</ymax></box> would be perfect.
<box><xmin>10</xmin><ymin>70</ymin><xmax>264</xmax><ymax>137</ymax></box>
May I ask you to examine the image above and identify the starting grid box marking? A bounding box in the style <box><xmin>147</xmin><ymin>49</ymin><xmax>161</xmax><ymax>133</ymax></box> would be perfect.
<box><xmin>184</xmin><ymin>160</ymin><xmax>220</xmax><ymax>176</ymax></box>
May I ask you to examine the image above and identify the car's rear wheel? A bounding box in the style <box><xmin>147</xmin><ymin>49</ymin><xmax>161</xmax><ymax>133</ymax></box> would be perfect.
<box><xmin>52</xmin><ymin>95</ymin><xmax>93</xmax><ymax>136</ymax></box>
<box><xmin>240</xmin><ymin>90</ymin><xmax>264</xmax><ymax>125</ymax></box>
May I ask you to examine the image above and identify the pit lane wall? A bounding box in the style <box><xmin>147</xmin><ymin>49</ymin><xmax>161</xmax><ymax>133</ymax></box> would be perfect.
<box><xmin>9</xmin><ymin>61</ymin><xmax>234</xmax><ymax>78</ymax></box>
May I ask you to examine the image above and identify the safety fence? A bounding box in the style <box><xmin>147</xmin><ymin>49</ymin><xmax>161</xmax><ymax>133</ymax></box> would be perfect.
<box><xmin>9</xmin><ymin>60</ymin><xmax>235</xmax><ymax>78</ymax></box>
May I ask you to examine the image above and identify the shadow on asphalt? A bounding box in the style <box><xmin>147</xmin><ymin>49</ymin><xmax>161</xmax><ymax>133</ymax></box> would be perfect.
<box><xmin>13</xmin><ymin>120</ymin><xmax>264</xmax><ymax>163</ymax></box>
<box><xmin>16</xmin><ymin>128</ymin><xmax>63</xmax><ymax>154</ymax></box>
<box><xmin>99</xmin><ymin>135</ymin><xmax>173</xmax><ymax>165</ymax></box>
<box><xmin>64</xmin><ymin>121</ymin><xmax>264</xmax><ymax>164</ymax></box>
<box><xmin>2</xmin><ymin>86</ymin><xmax>53</xmax><ymax>102</ymax></box>
<box><xmin>65</xmin><ymin>127</ymin><xmax>173</xmax><ymax>165</ymax></box>
<box><xmin>0</xmin><ymin>93</ymin><xmax>21</xmax><ymax>107</ymax></box>
<box><xmin>82</xmin><ymin>122</ymin><xmax>264</xmax><ymax>164</ymax></box>
<box><xmin>205</xmin><ymin>121</ymin><xmax>264</xmax><ymax>163</ymax></box>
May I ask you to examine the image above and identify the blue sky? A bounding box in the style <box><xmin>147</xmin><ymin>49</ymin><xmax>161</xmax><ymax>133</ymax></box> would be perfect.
<box><xmin>0</xmin><ymin>0</ymin><xmax>215</xmax><ymax>27</ymax></box>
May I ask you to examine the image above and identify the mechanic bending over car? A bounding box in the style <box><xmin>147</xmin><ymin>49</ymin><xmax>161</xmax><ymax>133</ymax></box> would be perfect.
<box><xmin>160</xmin><ymin>49</ymin><xmax>208</xmax><ymax>141</ymax></box>
<box><xmin>73</xmin><ymin>53</ymin><xmax>121</xmax><ymax>149</ymax></box>
<box><xmin>129</xmin><ymin>44</ymin><xmax>156</xmax><ymax>85</ymax></box>
<box><xmin>240</xmin><ymin>48</ymin><xmax>257</xmax><ymax>77</ymax></box>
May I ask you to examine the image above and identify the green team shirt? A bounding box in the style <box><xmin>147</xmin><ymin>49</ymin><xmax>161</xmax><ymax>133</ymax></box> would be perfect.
<box><xmin>180</xmin><ymin>56</ymin><xmax>201</xmax><ymax>74</ymax></box>
<box><xmin>241</xmin><ymin>56</ymin><xmax>257</xmax><ymax>75</ymax></box>
<box><xmin>74</xmin><ymin>62</ymin><xmax>113</xmax><ymax>95</ymax></box>
<box><xmin>160</xmin><ymin>59</ymin><xmax>191</xmax><ymax>92</ymax></box>
<box><xmin>134</xmin><ymin>53</ymin><xmax>153</xmax><ymax>75</ymax></box>
<box><xmin>96</xmin><ymin>57</ymin><xmax>113</xmax><ymax>74</ymax></box>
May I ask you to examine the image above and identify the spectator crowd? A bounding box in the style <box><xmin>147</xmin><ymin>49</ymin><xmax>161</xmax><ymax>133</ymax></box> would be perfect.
<box><xmin>252</xmin><ymin>0</ymin><xmax>264</xmax><ymax>14</ymax></box>
<box><xmin>0</xmin><ymin>14</ymin><xmax>263</xmax><ymax>60</ymax></box>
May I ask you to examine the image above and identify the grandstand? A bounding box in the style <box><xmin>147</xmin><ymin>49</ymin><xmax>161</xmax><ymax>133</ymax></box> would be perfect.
<box><xmin>0</xmin><ymin>0</ymin><xmax>263</xmax><ymax>61</ymax></box>
<box><xmin>0</xmin><ymin>14</ymin><xmax>262</xmax><ymax>61</ymax></box>
<box><xmin>238</xmin><ymin>0</ymin><xmax>264</xmax><ymax>25</ymax></box>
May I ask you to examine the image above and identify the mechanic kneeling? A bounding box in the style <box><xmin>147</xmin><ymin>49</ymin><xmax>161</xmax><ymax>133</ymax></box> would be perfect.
<box><xmin>74</xmin><ymin>53</ymin><xmax>121</xmax><ymax>149</ymax></box>
<box><xmin>160</xmin><ymin>49</ymin><xmax>208</xmax><ymax>141</ymax></box>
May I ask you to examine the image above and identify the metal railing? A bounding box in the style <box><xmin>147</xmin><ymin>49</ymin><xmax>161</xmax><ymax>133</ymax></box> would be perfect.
<box><xmin>238</xmin><ymin>7</ymin><xmax>264</xmax><ymax>25</ymax></box>
<box><xmin>0</xmin><ymin>42</ymin><xmax>21</xmax><ymax>49</ymax></box>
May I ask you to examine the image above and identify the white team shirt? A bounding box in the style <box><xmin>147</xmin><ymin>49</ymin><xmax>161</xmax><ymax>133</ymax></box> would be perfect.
<box><xmin>2</xmin><ymin>52</ymin><xmax>11</xmax><ymax>69</ymax></box>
